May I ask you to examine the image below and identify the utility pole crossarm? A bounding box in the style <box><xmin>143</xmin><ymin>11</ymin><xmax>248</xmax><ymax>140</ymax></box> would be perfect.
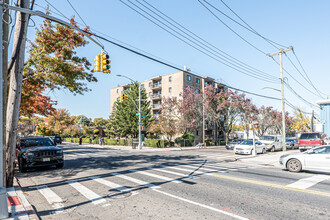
<box><xmin>267</xmin><ymin>46</ymin><xmax>293</xmax><ymax>57</ymax></box>
<box><xmin>1</xmin><ymin>3</ymin><xmax>104</xmax><ymax>49</ymax></box>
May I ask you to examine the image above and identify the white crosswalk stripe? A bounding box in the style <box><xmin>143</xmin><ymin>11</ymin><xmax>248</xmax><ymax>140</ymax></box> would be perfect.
<box><xmin>111</xmin><ymin>172</ymin><xmax>161</xmax><ymax>189</ymax></box>
<box><xmin>130</xmin><ymin>169</ymin><xmax>182</xmax><ymax>183</ymax></box>
<box><xmin>67</xmin><ymin>180</ymin><xmax>107</xmax><ymax>205</ymax></box>
<box><xmin>36</xmin><ymin>185</ymin><xmax>64</xmax><ymax>213</ymax></box>
<box><xmin>287</xmin><ymin>175</ymin><xmax>330</xmax><ymax>189</ymax></box>
<box><xmin>146</xmin><ymin>167</ymin><xmax>187</xmax><ymax>177</ymax></box>
<box><xmin>176</xmin><ymin>164</ymin><xmax>227</xmax><ymax>174</ymax></box>
<box><xmin>89</xmin><ymin>176</ymin><xmax>138</xmax><ymax>196</ymax></box>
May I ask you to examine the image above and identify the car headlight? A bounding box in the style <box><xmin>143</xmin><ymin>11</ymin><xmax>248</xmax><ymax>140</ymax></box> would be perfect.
<box><xmin>27</xmin><ymin>152</ymin><xmax>34</xmax><ymax>156</ymax></box>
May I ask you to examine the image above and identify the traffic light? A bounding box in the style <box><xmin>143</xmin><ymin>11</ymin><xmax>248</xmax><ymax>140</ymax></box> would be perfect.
<box><xmin>94</xmin><ymin>54</ymin><xmax>101</xmax><ymax>72</ymax></box>
<box><xmin>102</xmin><ymin>53</ymin><xmax>111</xmax><ymax>73</ymax></box>
<box><xmin>123</xmin><ymin>94</ymin><xmax>128</xmax><ymax>103</ymax></box>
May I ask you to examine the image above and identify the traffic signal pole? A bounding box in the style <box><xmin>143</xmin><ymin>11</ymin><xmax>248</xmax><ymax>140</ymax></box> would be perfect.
<box><xmin>267</xmin><ymin>46</ymin><xmax>293</xmax><ymax>152</ymax></box>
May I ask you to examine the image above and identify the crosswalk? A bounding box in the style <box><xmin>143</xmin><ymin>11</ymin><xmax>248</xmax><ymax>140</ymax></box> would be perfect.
<box><xmin>26</xmin><ymin>161</ymin><xmax>330</xmax><ymax>217</ymax></box>
<box><xmin>29</xmin><ymin>162</ymin><xmax>247</xmax><ymax>216</ymax></box>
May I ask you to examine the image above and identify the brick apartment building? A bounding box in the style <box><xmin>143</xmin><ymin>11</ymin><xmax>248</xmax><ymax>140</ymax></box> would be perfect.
<box><xmin>110</xmin><ymin>71</ymin><xmax>225</xmax><ymax>143</ymax></box>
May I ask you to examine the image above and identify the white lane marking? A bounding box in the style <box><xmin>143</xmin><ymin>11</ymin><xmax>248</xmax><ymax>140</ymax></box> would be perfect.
<box><xmin>111</xmin><ymin>172</ymin><xmax>161</xmax><ymax>189</ymax></box>
<box><xmin>89</xmin><ymin>176</ymin><xmax>138</xmax><ymax>196</ymax></box>
<box><xmin>287</xmin><ymin>175</ymin><xmax>330</xmax><ymax>189</ymax></box>
<box><xmin>36</xmin><ymin>185</ymin><xmax>64</xmax><ymax>213</ymax></box>
<box><xmin>130</xmin><ymin>169</ymin><xmax>182</xmax><ymax>183</ymax></box>
<box><xmin>147</xmin><ymin>167</ymin><xmax>187</xmax><ymax>177</ymax></box>
<box><xmin>67</xmin><ymin>180</ymin><xmax>107</xmax><ymax>205</ymax></box>
<box><xmin>153</xmin><ymin>189</ymin><xmax>249</xmax><ymax>220</ymax></box>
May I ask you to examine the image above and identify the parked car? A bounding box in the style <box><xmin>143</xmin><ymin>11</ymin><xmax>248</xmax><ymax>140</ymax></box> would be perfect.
<box><xmin>298</xmin><ymin>132</ymin><xmax>324</xmax><ymax>152</ymax></box>
<box><xmin>53</xmin><ymin>136</ymin><xmax>62</xmax><ymax>144</ymax></box>
<box><xmin>226</xmin><ymin>139</ymin><xmax>244</xmax><ymax>150</ymax></box>
<box><xmin>259</xmin><ymin>135</ymin><xmax>282</xmax><ymax>152</ymax></box>
<box><xmin>17</xmin><ymin>136</ymin><xmax>64</xmax><ymax>172</ymax></box>
<box><xmin>286</xmin><ymin>138</ymin><xmax>298</xmax><ymax>150</ymax></box>
<box><xmin>234</xmin><ymin>140</ymin><xmax>266</xmax><ymax>155</ymax></box>
<box><xmin>279</xmin><ymin>145</ymin><xmax>330</xmax><ymax>172</ymax></box>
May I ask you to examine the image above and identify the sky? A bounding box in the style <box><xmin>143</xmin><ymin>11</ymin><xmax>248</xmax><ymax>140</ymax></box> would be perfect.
<box><xmin>17</xmin><ymin>0</ymin><xmax>330</xmax><ymax>120</ymax></box>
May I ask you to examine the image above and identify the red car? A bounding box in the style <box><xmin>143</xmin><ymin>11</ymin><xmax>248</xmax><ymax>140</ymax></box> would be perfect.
<box><xmin>298</xmin><ymin>132</ymin><xmax>324</xmax><ymax>152</ymax></box>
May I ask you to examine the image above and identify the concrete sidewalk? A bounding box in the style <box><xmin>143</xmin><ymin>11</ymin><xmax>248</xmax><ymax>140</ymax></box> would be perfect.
<box><xmin>235</xmin><ymin>150</ymin><xmax>299</xmax><ymax>168</ymax></box>
<box><xmin>4</xmin><ymin>178</ymin><xmax>38</xmax><ymax>220</ymax></box>
<box><xmin>66</xmin><ymin>142</ymin><xmax>225</xmax><ymax>152</ymax></box>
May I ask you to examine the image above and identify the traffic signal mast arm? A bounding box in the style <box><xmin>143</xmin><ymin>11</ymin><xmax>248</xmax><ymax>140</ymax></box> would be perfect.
<box><xmin>120</xmin><ymin>91</ymin><xmax>138</xmax><ymax>110</ymax></box>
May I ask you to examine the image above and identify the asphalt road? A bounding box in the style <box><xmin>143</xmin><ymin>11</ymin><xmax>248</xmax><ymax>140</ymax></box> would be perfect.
<box><xmin>16</xmin><ymin>143</ymin><xmax>330</xmax><ymax>220</ymax></box>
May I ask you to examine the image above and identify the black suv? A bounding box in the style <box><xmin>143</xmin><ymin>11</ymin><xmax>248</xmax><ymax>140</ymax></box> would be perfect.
<box><xmin>17</xmin><ymin>137</ymin><xmax>64</xmax><ymax>172</ymax></box>
<box><xmin>53</xmin><ymin>136</ymin><xmax>62</xmax><ymax>144</ymax></box>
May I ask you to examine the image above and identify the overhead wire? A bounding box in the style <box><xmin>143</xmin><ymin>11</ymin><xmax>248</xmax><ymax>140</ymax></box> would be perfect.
<box><xmin>31</xmin><ymin>1</ymin><xmax>317</xmax><ymax>113</ymax></box>
<box><xmin>121</xmin><ymin>0</ymin><xmax>278</xmax><ymax>83</ymax></box>
<box><xmin>198</xmin><ymin>0</ymin><xmax>324</xmax><ymax>103</ymax></box>
<box><xmin>138</xmin><ymin>0</ymin><xmax>276</xmax><ymax>82</ymax></box>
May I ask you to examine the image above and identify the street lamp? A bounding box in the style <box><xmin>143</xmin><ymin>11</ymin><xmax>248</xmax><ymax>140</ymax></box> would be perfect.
<box><xmin>116</xmin><ymin>74</ymin><xmax>142</xmax><ymax>150</ymax></box>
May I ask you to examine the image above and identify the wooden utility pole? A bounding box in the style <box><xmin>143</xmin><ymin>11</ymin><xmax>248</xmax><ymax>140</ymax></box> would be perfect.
<box><xmin>267</xmin><ymin>46</ymin><xmax>293</xmax><ymax>152</ymax></box>
<box><xmin>311</xmin><ymin>110</ymin><xmax>314</xmax><ymax>132</ymax></box>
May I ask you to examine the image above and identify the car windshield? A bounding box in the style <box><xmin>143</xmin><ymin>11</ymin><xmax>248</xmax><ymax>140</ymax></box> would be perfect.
<box><xmin>286</xmin><ymin>139</ymin><xmax>295</xmax><ymax>142</ymax></box>
<box><xmin>241</xmin><ymin>141</ymin><xmax>253</xmax><ymax>145</ymax></box>
<box><xmin>300</xmin><ymin>133</ymin><xmax>321</xmax><ymax>139</ymax></box>
<box><xmin>260</xmin><ymin>136</ymin><xmax>275</xmax><ymax>141</ymax></box>
<box><xmin>20</xmin><ymin>138</ymin><xmax>54</xmax><ymax>148</ymax></box>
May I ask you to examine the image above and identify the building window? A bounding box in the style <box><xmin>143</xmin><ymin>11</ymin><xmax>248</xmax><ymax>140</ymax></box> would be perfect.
<box><xmin>196</xmin><ymin>131</ymin><xmax>199</xmax><ymax>136</ymax></box>
<box><xmin>169</xmin><ymin>76</ymin><xmax>172</xmax><ymax>82</ymax></box>
<box><xmin>204</xmin><ymin>81</ymin><xmax>208</xmax><ymax>87</ymax></box>
<box><xmin>141</xmin><ymin>84</ymin><xmax>145</xmax><ymax>89</ymax></box>
<box><xmin>116</xmin><ymin>89</ymin><xmax>119</xmax><ymax>94</ymax></box>
<box><xmin>169</xmin><ymin>87</ymin><xmax>172</xmax><ymax>93</ymax></box>
<box><xmin>196</xmin><ymin>78</ymin><xmax>200</xmax><ymax>84</ymax></box>
<box><xmin>149</xmin><ymin>82</ymin><xmax>152</xmax><ymax>87</ymax></box>
<box><xmin>187</xmin><ymin>75</ymin><xmax>191</xmax><ymax>81</ymax></box>
<box><xmin>149</xmin><ymin>92</ymin><xmax>152</xmax><ymax>97</ymax></box>
<box><xmin>196</xmin><ymin>89</ymin><xmax>200</xmax><ymax>93</ymax></box>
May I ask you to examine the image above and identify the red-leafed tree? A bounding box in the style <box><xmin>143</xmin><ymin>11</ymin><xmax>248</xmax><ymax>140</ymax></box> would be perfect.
<box><xmin>178</xmin><ymin>87</ymin><xmax>203</xmax><ymax>134</ymax></box>
<box><xmin>255</xmin><ymin>106</ymin><xmax>277</xmax><ymax>137</ymax></box>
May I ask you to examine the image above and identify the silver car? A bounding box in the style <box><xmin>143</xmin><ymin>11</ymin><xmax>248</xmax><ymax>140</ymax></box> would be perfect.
<box><xmin>279</xmin><ymin>145</ymin><xmax>330</xmax><ymax>172</ymax></box>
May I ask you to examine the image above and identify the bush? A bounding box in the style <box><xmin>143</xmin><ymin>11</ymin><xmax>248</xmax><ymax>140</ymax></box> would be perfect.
<box><xmin>175</xmin><ymin>133</ymin><xmax>195</xmax><ymax>147</ymax></box>
<box><xmin>145</xmin><ymin>139</ymin><xmax>164</xmax><ymax>148</ymax></box>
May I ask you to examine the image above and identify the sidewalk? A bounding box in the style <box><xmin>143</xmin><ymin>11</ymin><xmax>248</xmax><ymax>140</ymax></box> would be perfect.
<box><xmin>67</xmin><ymin>142</ymin><xmax>225</xmax><ymax>152</ymax></box>
<box><xmin>235</xmin><ymin>150</ymin><xmax>297</xmax><ymax>168</ymax></box>
<box><xmin>4</xmin><ymin>178</ymin><xmax>38</xmax><ymax>220</ymax></box>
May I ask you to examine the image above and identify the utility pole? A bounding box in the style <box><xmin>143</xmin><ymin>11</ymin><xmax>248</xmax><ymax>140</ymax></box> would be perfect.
<box><xmin>0</xmin><ymin>1</ymin><xmax>9</xmax><ymax>217</ymax></box>
<box><xmin>138</xmin><ymin>82</ymin><xmax>142</xmax><ymax>150</ymax></box>
<box><xmin>267</xmin><ymin>46</ymin><xmax>293</xmax><ymax>152</ymax></box>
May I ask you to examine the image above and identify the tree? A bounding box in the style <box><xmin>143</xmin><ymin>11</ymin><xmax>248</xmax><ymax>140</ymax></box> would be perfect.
<box><xmin>255</xmin><ymin>106</ymin><xmax>277</xmax><ymax>138</ymax></box>
<box><xmin>148</xmin><ymin>97</ymin><xmax>181</xmax><ymax>143</ymax></box>
<box><xmin>216</xmin><ymin>89</ymin><xmax>249</xmax><ymax>144</ymax></box>
<box><xmin>93</xmin><ymin>118</ymin><xmax>108</xmax><ymax>127</ymax></box>
<box><xmin>291</xmin><ymin>108</ymin><xmax>311</xmax><ymax>133</ymax></box>
<box><xmin>6</xmin><ymin>13</ymin><xmax>107</xmax><ymax>186</ymax></box>
<box><xmin>239</xmin><ymin>98</ymin><xmax>258</xmax><ymax>139</ymax></box>
<box><xmin>112</xmin><ymin>82</ymin><xmax>152</xmax><ymax>138</ymax></box>
<box><xmin>178</xmin><ymin>87</ymin><xmax>203</xmax><ymax>134</ymax></box>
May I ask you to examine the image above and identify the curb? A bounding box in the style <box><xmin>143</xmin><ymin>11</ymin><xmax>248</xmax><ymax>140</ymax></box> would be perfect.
<box><xmin>5</xmin><ymin>178</ymin><xmax>39</xmax><ymax>220</ymax></box>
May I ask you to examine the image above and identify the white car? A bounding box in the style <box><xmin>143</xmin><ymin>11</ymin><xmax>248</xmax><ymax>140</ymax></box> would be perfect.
<box><xmin>279</xmin><ymin>145</ymin><xmax>330</xmax><ymax>172</ymax></box>
<box><xmin>259</xmin><ymin>135</ymin><xmax>282</xmax><ymax>152</ymax></box>
<box><xmin>234</xmin><ymin>140</ymin><xmax>266</xmax><ymax>155</ymax></box>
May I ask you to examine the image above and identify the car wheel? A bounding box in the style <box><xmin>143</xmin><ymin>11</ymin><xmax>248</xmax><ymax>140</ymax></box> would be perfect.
<box><xmin>270</xmin><ymin>146</ymin><xmax>275</xmax><ymax>152</ymax></box>
<box><xmin>299</xmin><ymin>149</ymin><xmax>304</xmax><ymax>152</ymax></box>
<box><xmin>19</xmin><ymin>159</ymin><xmax>27</xmax><ymax>173</ymax></box>
<box><xmin>287</xmin><ymin>159</ymin><xmax>302</xmax><ymax>172</ymax></box>
<box><xmin>56</xmin><ymin>163</ymin><xmax>64</xmax><ymax>169</ymax></box>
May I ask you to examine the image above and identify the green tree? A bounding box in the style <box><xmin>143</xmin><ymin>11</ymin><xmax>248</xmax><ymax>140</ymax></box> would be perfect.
<box><xmin>112</xmin><ymin>82</ymin><xmax>152</xmax><ymax>138</ymax></box>
<box><xmin>93</xmin><ymin>118</ymin><xmax>108</xmax><ymax>127</ymax></box>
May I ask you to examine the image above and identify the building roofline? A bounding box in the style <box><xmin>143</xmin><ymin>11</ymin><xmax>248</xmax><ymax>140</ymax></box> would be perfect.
<box><xmin>316</xmin><ymin>99</ymin><xmax>330</xmax><ymax>105</ymax></box>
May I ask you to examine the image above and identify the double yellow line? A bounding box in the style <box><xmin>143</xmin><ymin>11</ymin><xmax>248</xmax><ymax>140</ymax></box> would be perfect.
<box><xmin>211</xmin><ymin>173</ymin><xmax>330</xmax><ymax>197</ymax></box>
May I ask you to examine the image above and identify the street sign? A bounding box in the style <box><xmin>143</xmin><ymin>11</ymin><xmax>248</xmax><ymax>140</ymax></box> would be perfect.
<box><xmin>136</xmin><ymin>113</ymin><xmax>139</xmax><ymax>116</ymax></box>
<box><xmin>138</xmin><ymin>122</ymin><xmax>144</xmax><ymax>125</ymax></box>
<box><xmin>141</xmin><ymin>115</ymin><xmax>146</xmax><ymax>118</ymax></box>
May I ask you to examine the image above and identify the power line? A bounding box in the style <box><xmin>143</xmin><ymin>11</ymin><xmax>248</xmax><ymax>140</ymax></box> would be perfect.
<box><xmin>198</xmin><ymin>0</ymin><xmax>267</xmax><ymax>55</ymax></box>
<box><xmin>217</xmin><ymin>0</ymin><xmax>287</xmax><ymax>49</ymax></box>
<box><xmin>139</xmin><ymin>0</ymin><xmax>276</xmax><ymax>81</ymax></box>
<box><xmin>121</xmin><ymin>0</ymin><xmax>278</xmax><ymax>83</ymax></box>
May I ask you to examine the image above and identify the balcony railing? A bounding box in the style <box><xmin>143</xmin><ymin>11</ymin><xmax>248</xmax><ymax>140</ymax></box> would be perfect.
<box><xmin>151</xmin><ymin>94</ymin><xmax>161</xmax><ymax>99</ymax></box>
<box><xmin>152</xmin><ymin>82</ymin><xmax>162</xmax><ymax>89</ymax></box>
<box><xmin>153</xmin><ymin>104</ymin><xmax>161</xmax><ymax>109</ymax></box>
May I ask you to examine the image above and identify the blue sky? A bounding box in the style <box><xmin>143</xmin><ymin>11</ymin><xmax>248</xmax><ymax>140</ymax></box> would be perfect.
<box><xmin>20</xmin><ymin>0</ymin><xmax>330</xmax><ymax>119</ymax></box>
